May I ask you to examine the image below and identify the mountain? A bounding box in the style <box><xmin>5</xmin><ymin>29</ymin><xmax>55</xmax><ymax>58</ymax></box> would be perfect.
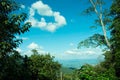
<box><xmin>58</xmin><ymin>59</ymin><xmax>103</xmax><ymax>68</ymax></box>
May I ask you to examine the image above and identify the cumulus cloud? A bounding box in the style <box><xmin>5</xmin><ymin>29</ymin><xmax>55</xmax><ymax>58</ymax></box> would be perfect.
<box><xmin>27</xmin><ymin>42</ymin><xmax>39</xmax><ymax>49</ymax></box>
<box><xmin>26</xmin><ymin>1</ymin><xmax>66</xmax><ymax>32</ymax></box>
<box><xmin>27</xmin><ymin>42</ymin><xmax>42</xmax><ymax>49</ymax></box>
<box><xmin>31</xmin><ymin>1</ymin><xmax>53</xmax><ymax>16</ymax></box>
<box><xmin>25</xmin><ymin>42</ymin><xmax>48</xmax><ymax>56</ymax></box>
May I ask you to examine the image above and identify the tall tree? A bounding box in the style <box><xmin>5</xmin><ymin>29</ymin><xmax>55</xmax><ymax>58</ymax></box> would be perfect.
<box><xmin>110</xmin><ymin>0</ymin><xmax>120</xmax><ymax>78</ymax></box>
<box><xmin>78</xmin><ymin>0</ymin><xmax>112</xmax><ymax>50</ymax></box>
<box><xmin>0</xmin><ymin>0</ymin><xmax>31</xmax><ymax>79</ymax></box>
<box><xmin>78</xmin><ymin>0</ymin><xmax>120</xmax><ymax>79</ymax></box>
<box><xmin>89</xmin><ymin>0</ymin><xmax>111</xmax><ymax>48</ymax></box>
<box><xmin>0</xmin><ymin>0</ymin><xmax>31</xmax><ymax>55</ymax></box>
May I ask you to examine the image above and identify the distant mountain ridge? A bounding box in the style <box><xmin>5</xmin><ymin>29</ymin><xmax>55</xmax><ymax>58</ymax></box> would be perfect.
<box><xmin>57</xmin><ymin>59</ymin><xmax>103</xmax><ymax>68</ymax></box>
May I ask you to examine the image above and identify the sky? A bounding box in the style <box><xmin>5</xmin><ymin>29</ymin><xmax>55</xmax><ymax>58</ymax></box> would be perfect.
<box><xmin>16</xmin><ymin>0</ymin><xmax>112</xmax><ymax>60</ymax></box>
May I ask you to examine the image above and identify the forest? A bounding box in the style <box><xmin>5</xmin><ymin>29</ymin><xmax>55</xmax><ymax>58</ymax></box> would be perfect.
<box><xmin>0</xmin><ymin>0</ymin><xmax>120</xmax><ymax>80</ymax></box>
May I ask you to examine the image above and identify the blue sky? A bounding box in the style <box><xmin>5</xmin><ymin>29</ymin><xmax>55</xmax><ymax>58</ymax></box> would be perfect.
<box><xmin>16</xmin><ymin>0</ymin><xmax>112</xmax><ymax>60</ymax></box>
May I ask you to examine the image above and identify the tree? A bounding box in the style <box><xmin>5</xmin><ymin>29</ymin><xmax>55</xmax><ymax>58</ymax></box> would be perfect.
<box><xmin>21</xmin><ymin>55</ymin><xmax>32</xmax><ymax>80</ymax></box>
<box><xmin>110</xmin><ymin>0</ymin><xmax>120</xmax><ymax>78</ymax></box>
<box><xmin>78</xmin><ymin>0</ymin><xmax>120</xmax><ymax>79</ymax></box>
<box><xmin>74</xmin><ymin>64</ymin><xmax>116</xmax><ymax>80</ymax></box>
<box><xmin>29</xmin><ymin>50</ymin><xmax>61</xmax><ymax>80</ymax></box>
<box><xmin>0</xmin><ymin>52</ymin><xmax>24</xmax><ymax>80</ymax></box>
<box><xmin>0</xmin><ymin>0</ymin><xmax>31</xmax><ymax>55</ymax></box>
<box><xmin>0</xmin><ymin>0</ymin><xmax>31</xmax><ymax>79</ymax></box>
<box><xmin>78</xmin><ymin>0</ymin><xmax>112</xmax><ymax>50</ymax></box>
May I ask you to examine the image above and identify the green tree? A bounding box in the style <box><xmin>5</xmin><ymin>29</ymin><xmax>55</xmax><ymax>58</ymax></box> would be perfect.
<box><xmin>77</xmin><ymin>0</ymin><xmax>120</xmax><ymax>79</ymax></box>
<box><xmin>21</xmin><ymin>55</ymin><xmax>32</xmax><ymax>80</ymax></box>
<box><xmin>0</xmin><ymin>0</ymin><xmax>31</xmax><ymax>55</ymax></box>
<box><xmin>0</xmin><ymin>0</ymin><xmax>31</xmax><ymax>79</ymax></box>
<box><xmin>0</xmin><ymin>52</ymin><xmax>23</xmax><ymax>80</ymax></box>
<box><xmin>0</xmin><ymin>52</ymin><xmax>32</xmax><ymax>80</ymax></box>
<box><xmin>29</xmin><ymin>50</ymin><xmax>61</xmax><ymax>80</ymax></box>
<box><xmin>110</xmin><ymin>0</ymin><xmax>120</xmax><ymax>78</ymax></box>
<box><xmin>78</xmin><ymin>0</ymin><xmax>112</xmax><ymax>50</ymax></box>
<box><xmin>75</xmin><ymin>64</ymin><xmax>116</xmax><ymax>80</ymax></box>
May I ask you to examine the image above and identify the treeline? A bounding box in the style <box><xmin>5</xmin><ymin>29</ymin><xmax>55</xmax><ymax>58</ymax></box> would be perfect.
<box><xmin>0</xmin><ymin>49</ymin><xmax>61</xmax><ymax>80</ymax></box>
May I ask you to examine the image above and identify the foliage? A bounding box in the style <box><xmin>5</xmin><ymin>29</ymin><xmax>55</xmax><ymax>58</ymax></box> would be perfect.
<box><xmin>29</xmin><ymin>50</ymin><xmax>61</xmax><ymax>80</ymax></box>
<box><xmin>0</xmin><ymin>52</ymin><xmax>31</xmax><ymax>80</ymax></box>
<box><xmin>78</xmin><ymin>34</ymin><xmax>107</xmax><ymax>48</ymax></box>
<box><xmin>78</xmin><ymin>0</ymin><xmax>111</xmax><ymax>49</ymax></box>
<box><xmin>60</xmin><ymin>67</ymin><xmax>76</xmax><ymax>80</ymax></box>
<box><xmin>74</xmin><ymin>64</ymin><xmax>117</xmax><ymax>80</ymax></box>
<box><xmin>0</xmin><ymin>0</ymin><xmax>31</xmax><ymax>54</ymax></box>
<box><xmin>77</xmin><ymin>0</ymin><xmax>120</xmax><ymax>79</ymax></box>
<box><xmin>110</xmin><ymin>0</ymin><xmax>120</xmax><ymax>78</ymax></box>
<box><xmin>0</xmin><ymin>0</ymin><xmax>31</xmax><ymax>79</ymax></box>
<box><xmin>0</xmin><ymin>49</ymin><xmax>61</xmax><ymax>80</ymax></box>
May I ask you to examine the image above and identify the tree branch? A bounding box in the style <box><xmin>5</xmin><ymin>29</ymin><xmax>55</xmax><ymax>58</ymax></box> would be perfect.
<box><xmin>89</xmin><ymin>0</ymin><xmax>111</xmax><ymax>49</ymax></box>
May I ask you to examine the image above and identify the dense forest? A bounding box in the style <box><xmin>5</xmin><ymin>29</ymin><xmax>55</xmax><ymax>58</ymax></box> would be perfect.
<box><xmin>0</xmin><ymin>0</ymin><xmax>120</xmax><ymax>80</ymax></box>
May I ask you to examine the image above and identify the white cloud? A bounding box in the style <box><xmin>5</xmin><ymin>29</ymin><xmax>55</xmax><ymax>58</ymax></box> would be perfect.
<box><xmin>54</xmin><ymin>12</ymin><xmax>66</xmax><ymax>26</ymax></box>
<box><xmin>38</xmin><ymin>18</ymin><xmax>47</xmax><ymax>27</ymax></box>
<box><xmin>31</xmin><ymin>1</ymin><xmax>53</xmax><ymax>16</ymax></box>
<box><xmin>29</xmin><ymin>8</ymin><xmax>35</xmax><ymax>17</ymax></box>
<box><xmin>64</xmin><ymin>48</ymin><xmax>103</xmax><ymax>59</ymax></box>
<box><xmin>27</xmin><ymin>42</ymin><xmax>40</xmax><ymax>49</ymax></box>
<box><xmin>21</xmin><ymin>4</ymin><xmax>25</xmax><ymax>9</ymax></box>
<box><xmin>26</xmin><ymin>1</ymin><xmax>66</xmax><ymax>32</ymax></box>
<box><xmin>25</xmin><ymin>42</ymin><xmax>47</xmax><ymax>56</ymax></box>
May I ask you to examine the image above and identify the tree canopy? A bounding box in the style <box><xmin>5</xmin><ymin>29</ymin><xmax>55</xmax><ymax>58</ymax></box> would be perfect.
<box><xmin>0</xmin><ymin>0</ymin><xmax>31</xmax><ymax>55</ymax></box>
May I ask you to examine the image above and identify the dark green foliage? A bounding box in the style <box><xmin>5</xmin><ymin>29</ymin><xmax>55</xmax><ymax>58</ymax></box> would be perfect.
<box><xmin>29</xmin><ymin>51</ymin><xmax>61</xmax><ymax>80</ymax></box>
<box><xmin>110</xmin><ymin>0</ymin><xmax>120</xmax><ymax>78</ymax></box>
<box><xmin>0</xmin><ymin>50</ymin><xmax>61</xmax><ymax>80</ymax></box>
<box><xmin>0</xmin><ymin>0</ymin><xmax>31</xmax><ymax>79</ymax></box>
<box><xmin>74</xmin><ymin>64</ymin><xmax>117</xmax><ymax>80</ymax></box>
<box><xmin>101</xmin><ymin>51</ymin><xmax>113</xmax><ymax>68</ymax></box>
<box><xmin>21</xmin><ymin>55</ymin><xmax>32</xmax><ymax>80</ymax></box>
<box><xmin>0</xmin><ymin>52</ymin><xmax>24</xmax><ymax>80</ymax></box>
<box><xmin>78</xmin><ymin>34</ymin><xmax>107</xmax><ymax>48</ymax></box>
<box><xmin>110</xmin><ymin>0</ymin><xmax>120</xmax><ymax>15</ymax></box>
<box><xmin>0</xmin><ymin>0</ymin><xmax>18</xmax><ymax>15</ymax></box>
<box><xmin>0</xmin><ymin>0</ymin><xmax>31</xmax><ymax>54</ymax></box>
